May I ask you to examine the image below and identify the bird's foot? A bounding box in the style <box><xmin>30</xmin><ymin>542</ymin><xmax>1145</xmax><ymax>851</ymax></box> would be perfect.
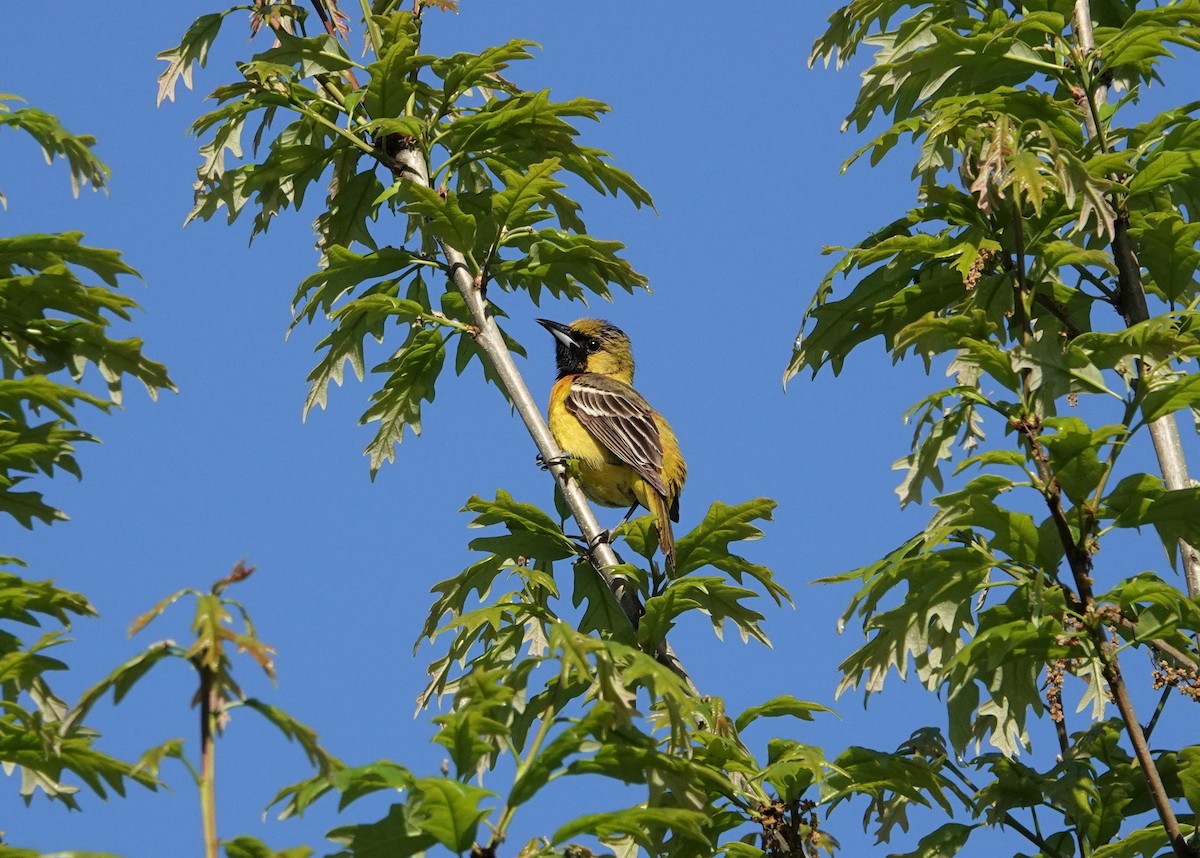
<box><xmin>536</xmin><ymin>453</ymin><xmax>570</xmax><ymax>471</ymax></box>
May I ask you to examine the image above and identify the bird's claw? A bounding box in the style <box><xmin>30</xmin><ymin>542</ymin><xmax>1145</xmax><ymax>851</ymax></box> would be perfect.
<box><xmin>537</xmin><ymin>453</ymin><xmax>569</xmax><ymax>471</ymax></box>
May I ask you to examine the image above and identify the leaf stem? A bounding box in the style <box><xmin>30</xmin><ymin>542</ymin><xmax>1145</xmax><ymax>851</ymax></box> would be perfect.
<box><xmin>492</xmin><ymin>681</ymin><xmax>563</xmax><ymax>845</ymax></box>
<box><xmin>360</xmin><ymin>0</ymin><xmax>384</xmax><ymax>56</ymax></box>
<box><xmin>297</xmin><ymin>103</ymin><xmax>377</xmax><ymax>156</ymax></box>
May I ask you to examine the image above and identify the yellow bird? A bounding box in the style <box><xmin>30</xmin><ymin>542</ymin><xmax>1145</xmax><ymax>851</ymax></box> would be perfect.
<box><xmin>537</xmin><ymin>318</ymin><xmax>686</xmax><ymax>568</ymax></box>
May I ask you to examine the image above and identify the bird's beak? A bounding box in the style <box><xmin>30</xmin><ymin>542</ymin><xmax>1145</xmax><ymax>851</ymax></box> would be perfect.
<box><xmin>536</xmin><ymin>318</ymin><xmax>581</xmax><ymax>349</ymax></box>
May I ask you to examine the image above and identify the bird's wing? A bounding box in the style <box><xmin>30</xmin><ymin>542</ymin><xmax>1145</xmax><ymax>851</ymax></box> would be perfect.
<box><xmin>565</xmin><ymin>373</ymin><xmax>668</xmax><ymax>497</ymax></box>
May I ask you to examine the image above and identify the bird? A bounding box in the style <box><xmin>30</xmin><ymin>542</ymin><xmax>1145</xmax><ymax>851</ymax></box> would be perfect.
<box><xmin>536</xmin><ymin>317</ymin><xmax>686</xmax><ymax>569</ymax></box>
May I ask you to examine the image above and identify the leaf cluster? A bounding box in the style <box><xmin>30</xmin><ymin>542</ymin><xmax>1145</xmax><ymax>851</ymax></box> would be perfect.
<box><xmin>0</xmin><ymin>94</ymin><xmax>172</xmax><ymax>846</ymax></box>
<box><xmin>161</xmin><ymin>6</ymin><xmax>652</xmax><ymax>472</ymax></box>
<box><xmin>797</xmin><ymin>1</ymin><xmax>1200</xmax><ymax>854</ymax></box>
<box><xmin>246</xmin><ymin>488</ymin><xmax>835</xmax><ymax>857</ymax></box>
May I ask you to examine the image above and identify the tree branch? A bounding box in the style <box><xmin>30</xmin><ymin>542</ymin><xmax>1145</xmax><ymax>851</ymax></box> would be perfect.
<box><xmin>388</xmin><ymin>138</ymin><xmax>697</xmax><ymax>693</ymax></box>
<box><xmin>1103</xmin><ymin>656</ymin><xmax>1193</xmax><ymax>856</ymax></box>
<box><xmin>943</xmin><ymin>759</ymin><xmax>1066</xmax><ymax>856</ymax></box>
<box><xmin>1073</xmin><ymin>0</ymin><xmax>1200</xmax><ymax>600</ymax></box>
<box><xmin>1022</xmin><ymin>414</ymin><xmax>1192</xmax><ymax>856</ymax></box>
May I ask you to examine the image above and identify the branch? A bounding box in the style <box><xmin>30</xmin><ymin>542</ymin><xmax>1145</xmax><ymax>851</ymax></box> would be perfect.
<box><xmin>1104</xmin><ymin>656</ymin><xmax>1193</xmax><ymax>856</ymax></box>
<box><xmin>1022</xmin><ymin>414</ymin><xmax>1193</xmax><ymax>856</ymax></box>
<box><xmin>1072</xmin><ymin>0</ymin><xmax>1200</xmax><ymax>600</ymax></box>
<box><xmin>943</xmin><ymin>760</ymin><xmax>1065</xmax><ymax>856</ymax></box>
<box><xmin>196</xmin><ymin>657</ymin><xmax>219</xmax><ymax>858</ymax></box>
<box><xmin>387</xmin><ymin>139</ymin><xmax>697</xmax><ymax>693</ymax></box>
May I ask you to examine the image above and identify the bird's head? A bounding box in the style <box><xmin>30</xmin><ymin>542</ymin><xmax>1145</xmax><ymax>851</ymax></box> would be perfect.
<box><xmin>536</xmin><ymin>318</ymin><xmax>635</xmax><ymax>383</ymax></box>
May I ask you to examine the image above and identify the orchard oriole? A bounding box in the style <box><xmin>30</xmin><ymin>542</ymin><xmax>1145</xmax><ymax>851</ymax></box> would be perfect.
<box><xmin>537</xmin><ymin>318</ymin><xmax>686</xmax><ymax>568</ymax></box>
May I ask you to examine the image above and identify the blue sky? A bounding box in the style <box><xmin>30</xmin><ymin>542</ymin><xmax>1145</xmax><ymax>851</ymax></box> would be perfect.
<box><xmin>2</xmin><ymin>3</ymin><xmax>1196</xmax><ymax>856</ymax></box>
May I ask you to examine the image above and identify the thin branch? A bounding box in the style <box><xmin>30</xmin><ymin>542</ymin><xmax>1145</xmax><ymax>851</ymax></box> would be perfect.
<box><xmin>1143</xmin><ymin>685</ymin><xmax>1173</xmax><ymax>741</ymax></box>
<box><xmin>387</xmin><ymin>138</ymin><xmax>697</xmax><ymax>693</ymax></box>
<box><xmin>1071</xmin><ymin>264</ymin><xmax>1117</xmax><ymax>301</ymax></box>
<box><xmin>1104</xmin><ymin>657</ymin><xmax>1193</xmax><ymax>855</ymax></box>
<box><xmin>943</xmin><ymin>760</ymin><xmax>1067</xmax><ymax>856</ymax></box>
<box><xmin>1023</xmin><ymin>416</ymin><xmax>1193</xmax><ymax>856</ymax></box>
<box><xmin>1034</xmin><ymin>293</ymin><xmax>1085</xmax><ymax>339</ymax></box>
<box><xmin>311</xmin><ymin>0</ymin><xmax>362</xmax><ymax>89</ymax></box>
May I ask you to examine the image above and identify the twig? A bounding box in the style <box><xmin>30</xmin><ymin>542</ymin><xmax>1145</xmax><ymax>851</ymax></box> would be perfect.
<box><xmin>1144</xmin><ymin>686</ymin><xmax>1172</xmax><ymax>741</ymax></box>
<box><xmin>943</xmin><ymin>760</ymin><xmax>1067</xmax><ymax>856</ymax></box>
<box><xmin>1104</xmin><ymin>657</ymin><xmax>1192</xmax><ymax>855</ymax></box>
<box><xmin>1022</xmin><ymin>415</ymin><xmax>1192</xmax><ymax>856</ymax></box>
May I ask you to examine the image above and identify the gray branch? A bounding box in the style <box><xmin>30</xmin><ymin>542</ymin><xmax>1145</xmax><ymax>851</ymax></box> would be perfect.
<box><xmin>1074</xmin><ymin>0</ymin><xmax>1200</xmax><ymax>599</ymax></box>
<box><xmin>389</xmin><ymin>142</ymin><xmax>696</xmax><ymax>692</ymax></box>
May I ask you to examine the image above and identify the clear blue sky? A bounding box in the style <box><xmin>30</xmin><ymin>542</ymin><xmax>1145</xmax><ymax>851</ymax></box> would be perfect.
<box><xmin>2</xmin><ymin>3</ymin><xmax>1195</xmax><ymax>856</ymax></box>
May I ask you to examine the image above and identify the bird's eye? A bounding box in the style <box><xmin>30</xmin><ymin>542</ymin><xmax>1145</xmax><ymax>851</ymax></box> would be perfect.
<box><xmin>586</xmin><ymin>338</ymin><xmax>602</xmax><ymax>353</ymax></box>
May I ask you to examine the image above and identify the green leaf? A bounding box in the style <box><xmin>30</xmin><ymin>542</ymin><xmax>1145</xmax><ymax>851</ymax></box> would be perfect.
<box><xmin>1039</xmin><ymin>417</ymin><xmax>1123</xmax><ymax>506</ymax></box>
<box><xmin>822</xmin><ymin>744</ymin><xmax>955</xmax><ymax>843</ymax></box>
<box><xmin>0</xmin><ymin>232</ymin><xmax>137</xmax><ymax>288</ymax></box>
<box><xmin>829</xmin><ymin>540</ymin><xmax>994</xmax><ymax>700</ymax></box>
<box><xmin>734</xmin><ymin>696</ymin><xmax>836</xmax><ymax>733</ymax></box>
<box><xmin>268</xmin><ymin>760</ymin><xmax>413</xmax><ymax>821</ymax></box>
<box><xmin>408</xmin><ymin>777</ymin><xmax>492</xmax><ymax>853</ymax></box>
<box><xmin>893</xmin><ymin>386</ymin><xmax>992</xmax><ymax>508</ymax></box>
<box><xmin>887</xmin><ymin>822</ymin><xmax>976</xmax><ymax>857</ymax></box>
<box><xmin>791</xmin><ymin>231</ymin><xmax>970</xmax><ymax>377</ymax></box>
<box><xmin>326</xmin><ymin>803</ymin><xmax>437</xmax><ymax>858</ymax></box>
<box><xmin>304</xmin><ymin>295</ymin><xmax>430</xmax><ymax>417</ymax></box>
<box><xmin>242</xmin><ymin>699</ymin><xmax>337</xmax><ymax>775</ymax></box>
<box><xmin>464</xmin><ymin>490</ymin><xmax>571</xmax><ymax>541</ymax></box>
<box><xmin>361</xmin><ymin>328</ymin><xmax>445</xmax><ymax>473</ymax></box>
<box><xmin>552</xmin><ymin>806</ymin><xmax>711</xmax><ymax>850</ymax></box>
<box><xmin>223</xmin><ymin>836</ymin><xmax>314</xmax><ymax>858</ymax></box>
<box><xmin>507</xmin><ymin>716</ymin><xmax>592</xmax><ymax>809</ymax></box>
<box><xmin>292</xmin><ymin>246</ymin><xmax>419</xmax><ymax>326</ymax></box>
<box><xmin>1178</xmin><ymin>745</ymin><xmax>1200</xmax><ymax>815</ymax></box>
<box><xmin>69</xmin><ymin>642</ymin><xmax>175</xmax><ymax>731</ymax></box>
<box><xmin>673</xmin><ymin>499</ymin><xmax>789</xmax><ymax>605</ymax></box>
<box><xmin>432</xmin><ymin>40</ymin><xmax>537</xmax><ymax>102</ymax></box>
<box><xmin>252</xmin><ymin>31</ymin><xmax>355</xmax><ymax>78</ymax></box>
<box><xmin>1092</xmin><ymin>823</ymin><xmax>1178</xmax><ymax>858</ymax></box>
<box><xmin>929</xmin><ymin>476</ymin><xmax>1040</xmax><ymax>566</ymax></box>
<box><xmin>156</xmin><ymin>12</ymin><xmax>232</xmax><ymax>104</ymax></box>
<box><xmin>1134</xmin><ymin>487</ymin><xmax>1200</xmax><ymax>569</ymax></box>
<box><xmin>1128</xmin><ymin>211</ymin><xmax>1200</xmax><ymax>303</ymax></box>
<box><xmin>0</xmin><ymin>571</ymin><xmax>94</xmax><ymax>627</ymax></box>
<box><xmin>641</xmin><ymin>577</ymin><xmax>768</xmax><ymax>646</ymax></box>
<box><xmin>0</xmin><ymin>485</ymin><xmax>66</xmax><ymax>529</ymax></box>
<box><xmin>384</xmin><ymin>182</ymin><xmax>477</xmax><ymax>254</ymax></box>
<box><xmin>1139</xmin><ymin>373</ymin><xmax>1200</xmax><ymax>426</ymax></box>
<box><xmin>0</xmin><ymin>106</ymin><xmax>109</xmax><ymax>198</ymax></box>
<box><xmin>492</xmin><ymin>228</ymin><xmax>648</xmax><ymax>303</ymax></box>
<box><xmin>761</xmin><ymin>738</ymin><xmax>834</xmax><ymax>802</ymax></box>
<box><xmin>1102</xmin><ymin>572</ymin><xmax>1200</xmax><ymax>644</ymax></box>
<box><xmin>362</xmin><ymin>16</ymin><xmax>425</xmax><ymax>120</ymax></box>
<box><xmin>490</xmin><ymin>159</ymin><xmax>565</xmax><ymax>234</ymax></box>
<box><xmin>573</xmin><ymin>561</ymin><xmax>636</xmax><ymax>643</ymax></box>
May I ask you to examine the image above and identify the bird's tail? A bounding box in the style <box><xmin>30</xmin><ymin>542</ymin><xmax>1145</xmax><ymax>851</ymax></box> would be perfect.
<box><xmin>647</xmin><ymin>492</ymin><xmax>677</xmax><ymax>571</ymax></box>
